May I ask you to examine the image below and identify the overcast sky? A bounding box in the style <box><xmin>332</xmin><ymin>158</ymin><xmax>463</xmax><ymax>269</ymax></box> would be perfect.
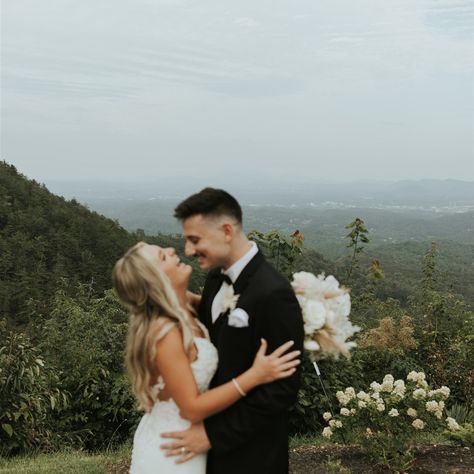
<box><xmin>1</xmin><ymin>0</ymin><xmax>473</xmax><ymax>183</ymax></box>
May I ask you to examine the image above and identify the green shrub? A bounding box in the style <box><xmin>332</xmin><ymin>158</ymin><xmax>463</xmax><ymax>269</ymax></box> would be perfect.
<box><xmin>39</xmin><ymin>287</ymin><xmax>139</xmax><ymax>450</ymax></box>
<box><xmin>0</xmin><ymin>325</ymin><xmax>68</xmax><ymax>455</ymax></box>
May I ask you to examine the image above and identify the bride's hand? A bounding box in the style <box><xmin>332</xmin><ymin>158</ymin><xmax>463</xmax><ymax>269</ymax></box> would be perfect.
<box><xmin>250</xmin><ymin>339</ymin><xmax>300</xmax><ymax>384</ymax></box>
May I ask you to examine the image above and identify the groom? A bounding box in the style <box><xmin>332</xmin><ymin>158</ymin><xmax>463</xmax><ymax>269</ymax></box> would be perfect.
<box><xmin>161</xmin><ymin>188</ymin><xmax>304</xmax><ymax>474</ymax></box>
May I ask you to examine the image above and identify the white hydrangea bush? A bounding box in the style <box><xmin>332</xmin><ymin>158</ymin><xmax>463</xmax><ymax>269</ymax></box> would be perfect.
<box><xmin>321</xmin><ymin>371</ymin><xmax>461</xmax><ymax>470</ymax></box>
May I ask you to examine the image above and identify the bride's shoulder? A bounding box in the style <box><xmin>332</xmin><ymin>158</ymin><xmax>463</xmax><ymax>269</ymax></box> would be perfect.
<box><xmin>150</xmin><ymin>316</ymin><xmax>179</xmax><ymax>342</ymax></box>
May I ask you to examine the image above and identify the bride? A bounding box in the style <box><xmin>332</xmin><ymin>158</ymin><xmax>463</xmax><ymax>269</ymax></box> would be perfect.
<box><xmin>112</xmin><ymin>242</ymin><xmax>301</xmax><ymax>474</ymax></box>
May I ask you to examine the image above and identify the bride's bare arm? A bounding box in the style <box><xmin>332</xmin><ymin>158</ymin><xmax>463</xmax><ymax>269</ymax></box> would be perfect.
<box><xmin>154</xmin><ymin>327</ymin><xmax>300</xmax><ymax>423</ymax></box>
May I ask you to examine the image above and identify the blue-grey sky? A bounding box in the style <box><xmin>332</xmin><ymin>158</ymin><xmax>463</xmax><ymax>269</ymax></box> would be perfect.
<box><xmin>1</xmin><ymin>0</ymin><xmax>473</xmax><ymax>182</ymax></box>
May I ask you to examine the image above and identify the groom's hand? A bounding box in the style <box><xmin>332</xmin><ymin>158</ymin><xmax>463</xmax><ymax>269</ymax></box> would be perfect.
<box><xmin>160</xmin><ymin>421</ymin><xmax>211</xmax><ymax>464</ymax></box>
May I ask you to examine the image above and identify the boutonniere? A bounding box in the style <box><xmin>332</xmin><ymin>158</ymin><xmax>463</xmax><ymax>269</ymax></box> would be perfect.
<box><xmin>220</xmin><ymin>285</ymin><xmax>240</xmax><ymax>314</ymax></box>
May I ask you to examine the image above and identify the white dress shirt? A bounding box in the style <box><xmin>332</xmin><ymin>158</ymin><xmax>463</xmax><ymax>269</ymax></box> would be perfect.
<box><xmin>211</xmin><ymin>242</ymin><xmax>258</xmax><ymax>323</ymax></box>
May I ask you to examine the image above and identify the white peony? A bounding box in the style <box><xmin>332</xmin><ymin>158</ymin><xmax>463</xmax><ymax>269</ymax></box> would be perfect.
<box><xmin>304</xmin><ymin>339</ymin><xmax>320</xmax><ymax>351</ymax></box>
<box><xmin>302</xmin><ymin>300</ymin><xmax>327</xmax><ymax>332</ymax></box>
<box><xmin>291</xmin><ymin>272</ymin><xmax>319</xmax><ymax>294</ymax></box>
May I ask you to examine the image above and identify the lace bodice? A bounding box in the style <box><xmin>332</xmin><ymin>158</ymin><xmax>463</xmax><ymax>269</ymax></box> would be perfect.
<box><xmin>152</xmin><ymin>337</ymin><xmax>218</xmax><ymax>399</ymax></box>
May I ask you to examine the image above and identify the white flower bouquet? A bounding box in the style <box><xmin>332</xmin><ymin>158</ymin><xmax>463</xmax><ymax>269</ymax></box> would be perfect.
<box><xmin>321</xmin><ymin>371</ymin><xmax>460</xmax><ymax>472</ymax></box>
<box><xmin>291</xmin><ymin>272</ymin><xmax>360</xmax><ymax>359</ymax></box>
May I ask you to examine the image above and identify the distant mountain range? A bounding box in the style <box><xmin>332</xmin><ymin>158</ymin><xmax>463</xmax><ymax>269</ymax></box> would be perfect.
<box><xmin>45</xmin><ymin>178</ymin><xmax>473</xmax><ymax>210</ymax></box>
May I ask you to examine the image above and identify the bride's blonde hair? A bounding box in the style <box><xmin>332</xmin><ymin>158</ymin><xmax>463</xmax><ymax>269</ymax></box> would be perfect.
<box><xmin>112</xmin><ymin>242</ymin><xmax>194</xmax><ymax>412</ymax></box>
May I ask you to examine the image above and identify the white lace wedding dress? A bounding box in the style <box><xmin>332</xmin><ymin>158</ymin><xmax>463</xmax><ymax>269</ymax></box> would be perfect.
<box><xmin>130</xmin><ymin>337</ymin><xmax>218</xmax><ymax>474</ymax></box>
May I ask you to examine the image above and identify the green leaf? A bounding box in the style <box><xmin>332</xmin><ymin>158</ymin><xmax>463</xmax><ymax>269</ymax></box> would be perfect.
<box><xmin>2</xmin><ymin>423</ymin><xmax>13</xmax><ymax>437</ymax></box>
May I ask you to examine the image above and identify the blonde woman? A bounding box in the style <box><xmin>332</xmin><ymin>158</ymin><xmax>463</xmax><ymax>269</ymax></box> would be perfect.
<box><xmin>112</xmin><ymin>242</ymin><xmax>300</xmax><ymax>474</ymax></box>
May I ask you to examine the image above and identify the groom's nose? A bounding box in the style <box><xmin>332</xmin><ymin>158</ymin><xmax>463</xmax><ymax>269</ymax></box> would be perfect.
<box><xmin>184</xmin><ymin>242</ymin><xmax>195</xmax><ymax>257</ymax></box>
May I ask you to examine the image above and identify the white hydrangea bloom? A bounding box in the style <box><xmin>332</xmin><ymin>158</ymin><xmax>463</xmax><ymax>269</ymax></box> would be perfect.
<box><xmin>446</xmin><ymin>417</ymin><xmax>460</xmax><ymax>432</ymax></box>
<box><xmin>407</xmin><ymin>408</ymin><xmax>418</xmax><ymax>418</ymax></box>
<box><xmin>393</xmin><ymin>381</ymin><xmax>406</xmax><ymax>397</ymax></box>
<box><xmin>429</xmin><ymin>386</ymin><xmax>451</xmax><ymax>400</ymax></box>
<box><xmin>383</xmin><ymin>374</ymin><xmax>395</xmax><ymax>384</ymax></box>
<box><xmin>376</xmin><ymin>401</ymin><xmax>385</xmax><ymax>412</ymax></box>
<box><xmin>340</xmin><ymin>408</ymin><xmax>350</xmax><ymax>416</ymax></box>
<box><xmin>388</xmin><ymin>409</ymin><xmax>399</xmax><ymax>417</ymax></box>
<box><xmin>370</xmin><ymin>382</ymin><xmax>382</xmax><ymax>392</ymax></box>
<box><xmin>357</xmin><ymin>391</ymin><xmax>370</xmax><ymax>402</ymax></box>
<box><xmin>412</xmin><ymin>419</ymin><xmax>425</xmax><ymax>430</ymax></box>
<box><xmin>322</xmin><ymin>426</ymin><xmax>333</xmax><ymax>438</ymax></box>
<box><xmin>323</xmin><ymin>412</ymin><xmax>332</xmax><ymax>421</ymax></box>
<box><xmin>329</xmin><ymin>419</ymin><xmax>343</xmax><ymax>428</ymax></box>
<box><xmin>413</xmin><ymin>388</ymin><xmax>427</xmax><ymax>400</ymax></box>
<box><xmin>381</xmin><ymin>380</ymin><xmax>394</xmax><ymax>392</ymax></box>
<box><xmin>358</xmin><ymin>401</ymin><xmax>367</xmax><ymax>408</ymax></box>
<box><xmin>417</xmin><ymin>379</ymin><xmax>429</xmax><ymax>390</ymax></box>
<box><xmin>407</xmin><ymin>371</ymin><xmax>418</xmax><ymax>382</ymax></box>
<box><xmin>426</xmin><ymin>400</ymin><xmax>438</xmax><ymax>413</ymax></box>
<box><xmin>345</xmin><ymin>387</ymin><xmax>356</xmax><ymax>400</ymax></box>
<box><xmin>439</xmin><ymin>386</ymin><xmax>450</xmax><ymax>399</ymax></box>
<box><xmin>336</xmin><ymin>391</ymin><xmax>350</xmax><ymax>406</ymax></box>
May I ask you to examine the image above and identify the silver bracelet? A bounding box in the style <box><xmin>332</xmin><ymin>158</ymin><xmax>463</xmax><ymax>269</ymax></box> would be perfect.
<box><xmin>232</xmin><ymin>378</ymin><xmax>247</xmax><ymax>397</ymax></box>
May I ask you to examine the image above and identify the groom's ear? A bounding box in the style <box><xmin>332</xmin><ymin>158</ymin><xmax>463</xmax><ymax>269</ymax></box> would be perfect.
<box><xmin>221</xmin><ymin>221</ymin><xmax>235</xmax><ymax>242</ymax></box>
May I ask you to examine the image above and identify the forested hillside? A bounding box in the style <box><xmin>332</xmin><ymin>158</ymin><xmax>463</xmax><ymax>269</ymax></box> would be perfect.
<box><xmin>0</xmin><ymin>161</ymin><xmax>138</xmax><ymax>325</ymax></box>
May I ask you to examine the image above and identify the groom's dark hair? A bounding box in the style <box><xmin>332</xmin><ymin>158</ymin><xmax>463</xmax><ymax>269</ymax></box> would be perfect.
<box><xmin>174</xmin><ymin>187</ymin><xmax>242</xmax><ymax>225</ymax></box>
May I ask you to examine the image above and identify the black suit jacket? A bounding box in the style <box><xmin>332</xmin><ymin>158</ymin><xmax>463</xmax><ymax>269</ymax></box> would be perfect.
<box><xmin>199</xmin><ymin>251</ymin><xmax>304</xmax><ymax>474</ymax></box>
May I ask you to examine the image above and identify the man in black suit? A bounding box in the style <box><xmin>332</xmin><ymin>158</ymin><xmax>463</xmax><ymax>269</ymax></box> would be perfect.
<box><xmin>161</xmin><ymin>188</ymin><xmax>304</xmax><ymax>474</ymax></box>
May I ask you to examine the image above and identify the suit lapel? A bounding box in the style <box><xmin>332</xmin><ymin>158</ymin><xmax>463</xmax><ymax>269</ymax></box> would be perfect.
<box><xmin>232</xmin><ymin>250</ymin><xmax>265</xmax><ymax>295</ymax></box>
<box><xmin>200</xmin><ymin>269</ymin><xmax>223</xmax><ymax>329</ymax></box>
<box><xmin>202</xmin><ymin>251</ymin><xmax>266</xmax><ymax>335</ymax></box>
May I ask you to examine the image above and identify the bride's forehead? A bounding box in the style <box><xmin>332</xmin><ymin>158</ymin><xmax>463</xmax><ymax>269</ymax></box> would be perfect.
<box><xmin>140</xmin><ymin>244</ymin><xmax>163</xmax><ymax>257</ymax></box>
